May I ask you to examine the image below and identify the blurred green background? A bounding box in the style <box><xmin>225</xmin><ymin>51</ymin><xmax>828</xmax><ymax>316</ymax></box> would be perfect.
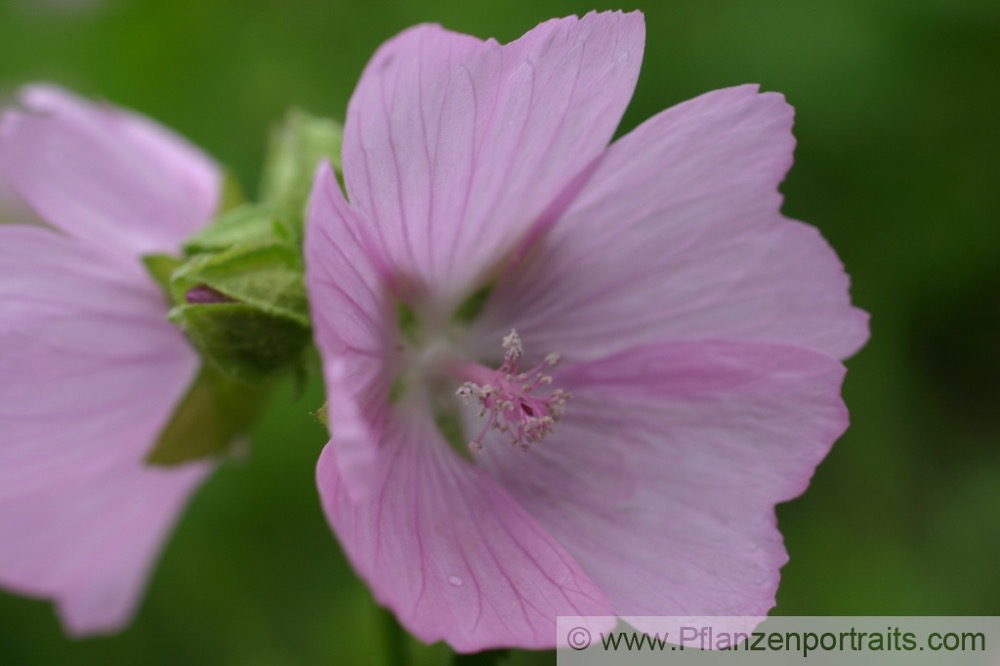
<box><xmin>1</xmin><ymin>0</ymin><xmax>998</xmax><ymax>663</ymax></box>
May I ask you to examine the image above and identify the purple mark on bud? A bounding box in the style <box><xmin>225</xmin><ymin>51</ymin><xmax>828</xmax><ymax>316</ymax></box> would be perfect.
<box><xmin>185</xmin><ymin>285</ymin><xmax>236</xmax><ymax>304</ymax></box>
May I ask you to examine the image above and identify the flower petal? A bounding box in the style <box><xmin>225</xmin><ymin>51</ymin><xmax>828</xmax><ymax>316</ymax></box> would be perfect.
<box><xmin>0</xmin><ymin>84</ymin><xmax>220</xmax><ymax>265</ymax></box>
<box><xmin>476</xmin><ymin>85</ymin><xmax>869</xmax><ymax>361</ymax></box>
<box><xmin>0</xmin><ymin>226</ymin><xmax>210</xmax><ymax>634</ymax></box>
<box><xmin>316</xmin><ymin>406</ymin><xmax>613</xmax><ymax>652</ymax></box>
<box><xmin>0</xmin><ymin>459</ymin><xmax>210</xmax><ymax>635</ymax></box>
<box><xmin>471</xmin><ymin>340</ymin><xmax>848</xmax><ymax>618</ymax></box>
<box><xmin>305</xmin><ymin>163</ymin><xmax>396</xmax><ymax>500</ymax></box>
<box><xmin>341</xmin><ymin>11</ymin><xmax>644</xmax><ymax>302</ymax></box>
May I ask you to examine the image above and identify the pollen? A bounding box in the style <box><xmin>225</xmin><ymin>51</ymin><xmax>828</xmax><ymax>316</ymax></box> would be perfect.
<box><xmin>456</xmin><ymin>330</ymin><xmax>570</xmax><ymax>452</ymax></box>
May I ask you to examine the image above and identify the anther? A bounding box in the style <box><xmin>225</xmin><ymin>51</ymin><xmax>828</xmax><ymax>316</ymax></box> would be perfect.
<box><xmin>456</xmin><ymin>329</ymin><xmax>570</xmax><ymax>452</ymax></box>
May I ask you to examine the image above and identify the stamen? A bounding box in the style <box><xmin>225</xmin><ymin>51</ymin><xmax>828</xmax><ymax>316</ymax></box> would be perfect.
<box><xmin>502</xmin><ymin>330</ymin><xmax>522</xmax><ymax>361</ymax></box>
<box><xmin>456</xmin><ymin>329</ymin><xmax>570</xmax><ymax>452</ymax></box>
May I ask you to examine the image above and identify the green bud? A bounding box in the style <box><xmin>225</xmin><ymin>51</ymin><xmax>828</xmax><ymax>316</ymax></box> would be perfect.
<box><xmin>139</xmin><ymin>111</ymin><xmax>339</xmax><ymax>465</ymax></box>
<box><xmin>171</xmin><ymin>241</ymin><xmax>308</xmax><ymax>321</ymax></box>
<box><xmin>166</xmin><ymin>240</ymin><xmax>311</xmax><ymax>383</ymax></box>
<box><xmin>170</xmin><ymin>302</ymin><xmax>311</xmax><ymax>384</ymax></box>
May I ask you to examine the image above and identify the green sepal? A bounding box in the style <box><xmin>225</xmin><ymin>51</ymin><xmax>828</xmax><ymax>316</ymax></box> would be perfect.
<box><xmin>182</xmin><ymin>204</ymin><xmax>293</xmax><ymax>255</ymax></box>
<box><xmin>142</xmin><ymin>254</ymin><xmax>183</xmax><ymax>298</ymax></box>
<box><xmin>169</xmin><ymin>302</ymin><xmax>311</xmax><ymax>384</ymax></box>
<box><xmin>260</xmin><ymin>109</ymin><xmax>343</xmax><ymax>225</ymax></box>
<box><xmin>219</xmin><ymin>169</ymin><xmax>246</xmax><ymax>214</ymax></box>
<box><xmin>170</xmin><ymin>241</ymin><xmax>309</xmax><ymax>325</ymax></box>
<box><xmin>166</xmin><ymin>238</ymin><xmax>312</xmax><ymax>382</ymax></box>
<box><xmin>314</xmin><ymin>401</ymin><xmax>329</xmax><ymax>428</ymax></box>
<box><xmin>145</xmin><ymin>362</ymin><xmax>266</xmax><ymax>466</ymax></box>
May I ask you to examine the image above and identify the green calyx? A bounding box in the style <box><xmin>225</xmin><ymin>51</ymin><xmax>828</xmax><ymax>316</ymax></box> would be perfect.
<box><xmin>149</xmin><ymin>211</ymin><xmax>312</xmax><ymax>384</ymax></box>
<box><xmin>143</xmin><ymin>217</ymin><xmax>311</xmax><ymax>465</ymax></box>
<box><xmin>145</xmin><ymin>362</ymin><xmax>267</xmax><ymax>466</ymax></box>
<box><xmin>142</xmin><ymin>110</ymin><xmax>344</xmax><ymax>466</ymax></box>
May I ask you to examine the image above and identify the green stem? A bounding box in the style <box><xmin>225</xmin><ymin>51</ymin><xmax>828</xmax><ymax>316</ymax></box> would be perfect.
<box><xmin>452</xmin><ymin>649</ymin><xmax>510</xmax><ymax>665</ymax></box>
<box><xmin>378</xmin><ymin>606</ymin><xmax>409</xmax><ymax>666</ymax></box>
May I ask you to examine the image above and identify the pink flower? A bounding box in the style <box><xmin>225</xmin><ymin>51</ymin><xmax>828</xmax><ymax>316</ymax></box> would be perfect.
<box><xmin>306</xmin><ymin>11</ymin><xmax>869</xmax><ymax>652</ymax></box>
<box><xmin>0</xmin><ymin>85</ymin><xmax>220</xmax><ymax>634</ymax></box>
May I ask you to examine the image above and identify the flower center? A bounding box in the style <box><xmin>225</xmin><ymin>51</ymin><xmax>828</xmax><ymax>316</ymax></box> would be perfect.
<box><xmin>455</xmin><ymin>330</ymin><xmax>569</xmax><ymax>452</ymax></box>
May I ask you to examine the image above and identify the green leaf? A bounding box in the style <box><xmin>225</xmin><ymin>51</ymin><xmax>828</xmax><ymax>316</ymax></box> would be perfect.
<box><xmin>146</xmin><ymin>362</ymin><xmax>266</xmax><ymax>466</ymax></box>
<box><xmin>260</xmin><ymin>109</ymin><xmax>343</xmax><ymax>224</ymax></box>
<box><xmin>170</xmin><ymin>302</ymin><xmax>312</xmax><ymax>384</ymax></box>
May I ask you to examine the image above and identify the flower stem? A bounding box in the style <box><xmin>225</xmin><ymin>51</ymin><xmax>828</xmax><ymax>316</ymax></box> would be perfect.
<box><xmin>378</xmin><ymin>606</ymin><xmax>409</xmax><ymax>666</ymax></box>
<box><xmin>451</xmin><ymin>649</ymin><xmax>511</xmax><ymax>665</ymax></box>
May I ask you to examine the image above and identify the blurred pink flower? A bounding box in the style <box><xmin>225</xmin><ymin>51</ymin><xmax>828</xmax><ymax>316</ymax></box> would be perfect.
<box><xmin>0</xmin><ymin>85</ymin><xmax>220</xmax><ymax>634</ymax></box>
<box><xmin>306</xmin><ymin>10</ymin><xmax>869</xmax><ymax>652</ymax></box>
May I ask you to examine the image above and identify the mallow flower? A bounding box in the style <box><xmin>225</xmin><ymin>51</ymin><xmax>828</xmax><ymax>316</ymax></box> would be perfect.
<box><xmin>0</xmin><ymin>85</ymin><xmax>220</xmax><ymax>634</ymax></box>
<box><xmin>305</xmin><ymin>10</ymin><xmax>869</xmax><ymax>652</ymax></box>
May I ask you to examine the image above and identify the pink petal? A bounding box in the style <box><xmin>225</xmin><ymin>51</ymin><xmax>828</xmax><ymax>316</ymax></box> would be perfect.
<box><xmin>0</xmin><ymin>226</ymin><xmax>210</xmax><ymax>634</ymax></box>
<box><xmin>309</xmin><ymin>166</ymin><xmax>614</xmax><ymax>650</ymax></box>
<box><xmin>0</xmin><ymin>84</ymin><xmax>220</xmax><ymax>267</ymax></box>
<box><xmin>0</xmin><ymin>459</ymin><xmax>209</xmax><ymax>635</ymax></box>
<box><xmin>316</xmin><ymin>407</ymin><xmax>613</xmax><ymax>652</ymax></box>
<box><xmin>472</xmin><ymin>340</ymin><xmax>848</xmax><ymax>618</ymax></box>
<box><xmin>341</xmin><ymin>12</ymin><xmax>644</xmax><ymax>302</ymax></box>
<box><xmin>476</xmin><ymin>85</ymin><xmax>869</xmax><ymax>362</ymax></box>
<box><xmin>305</xmin><ymin>163</ymin><xmax>396</xmax><ymax>500</ymax></box>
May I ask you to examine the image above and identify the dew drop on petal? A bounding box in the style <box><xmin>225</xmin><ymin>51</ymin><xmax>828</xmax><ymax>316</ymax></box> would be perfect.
<box><xmin>447</xmin><ymin>575</ymin><xmax>464</xmax><ymax>587</ymax></box>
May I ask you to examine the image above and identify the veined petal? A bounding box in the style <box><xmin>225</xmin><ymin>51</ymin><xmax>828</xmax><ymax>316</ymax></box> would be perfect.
<box><xmin>0</xmin><ymin>226</ymin><xmax>210</xmax><ymax>634</ymax></box>
<box><xmin>0</xmin><ymin>459</ymin><xmax>209</xmax><ymax>635</ymax></box>
<box><xmin>472</xmin><ymin>340</ymin><xmax>848</xmax><ymax>618</ymax></box>
<box><xmin>0</xmin><ymin>84</ymin><xmax>220</xmax><ymax>266</ymax></box>
<box><xmin>307</xmin><ymin>169</ymin><xmax>615</xmax><ymax>649</ymax></box>
<box><xmin>316</xmin><ymin>405</ymin><xmax>613</xmax><ymax>652</ymax></box>
<box><xmin>341</xmin><ymin>11</ymin><xmax>644</xmax><ymax>302</ymax></box>
<box><xmin>476</xmin><ymin>85</ymin><xmax>869</xmax><ymax>361</ymax></box>
<box><xmin>305</xmin><ymin>163</ymin><xmax>396</xmax><ymax>500</ymax></box>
